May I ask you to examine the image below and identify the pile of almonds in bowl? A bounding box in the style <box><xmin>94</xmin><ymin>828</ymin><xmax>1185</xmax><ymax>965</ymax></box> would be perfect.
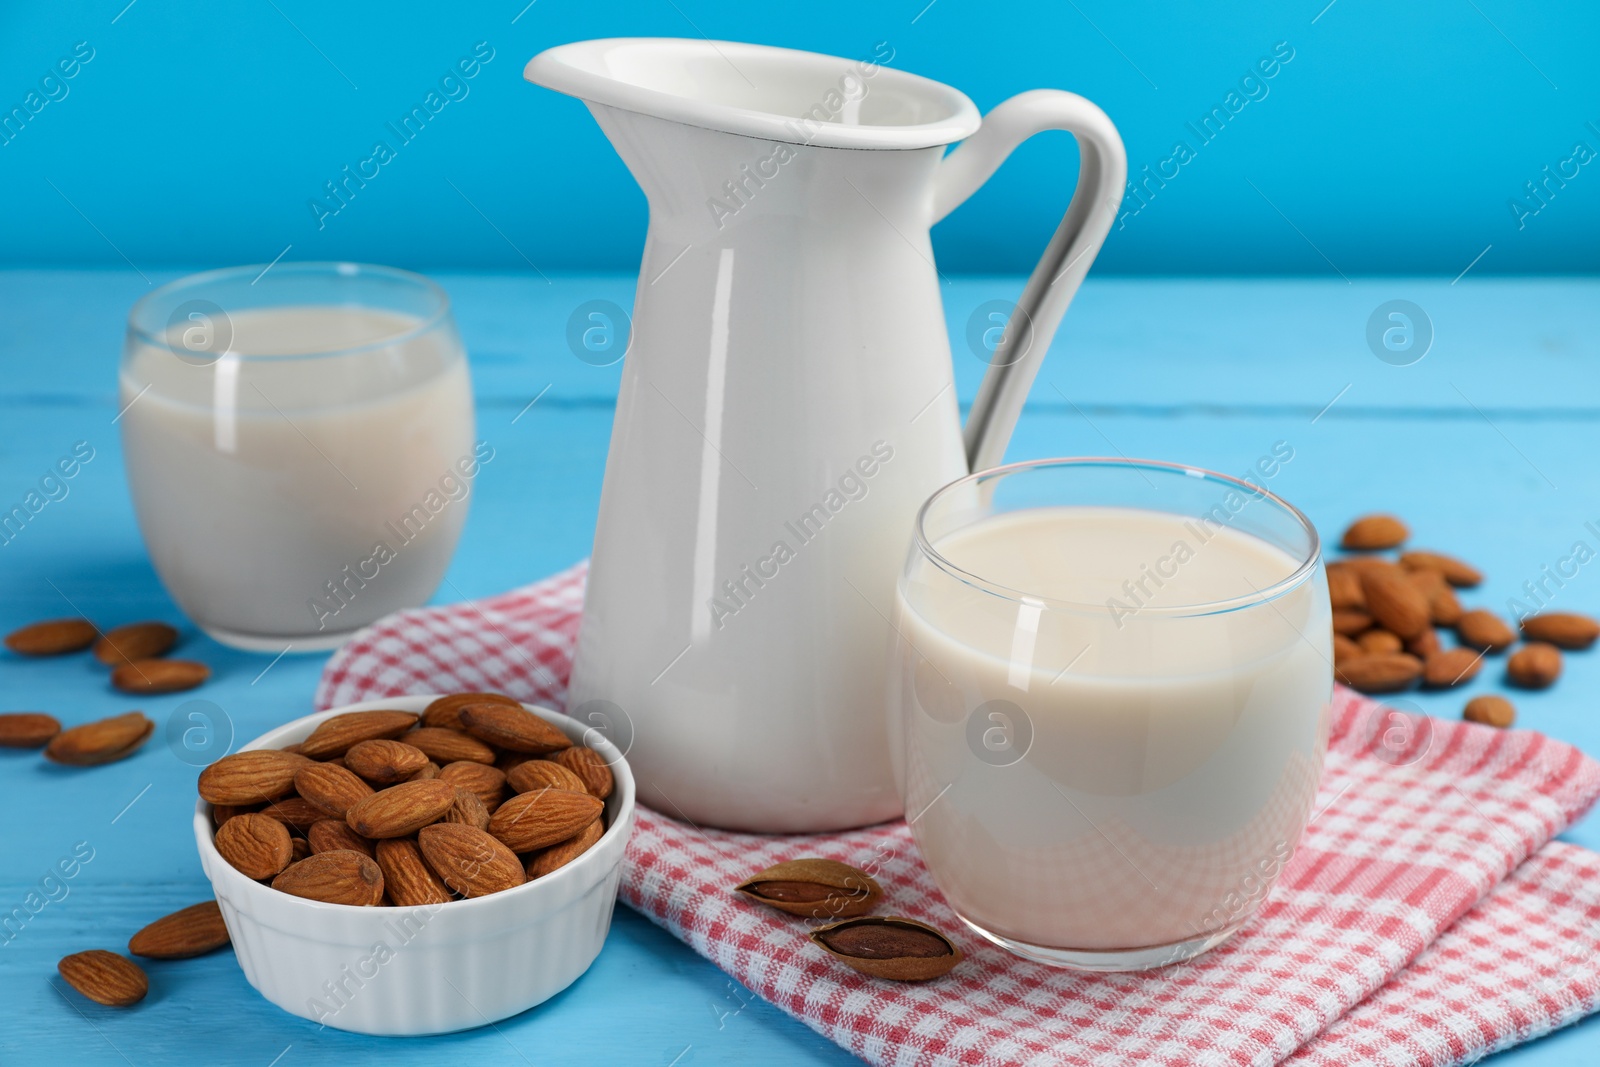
<box><xmin>1329</xmin><ymin>514</ymin><xmax>1598</xmax><ymax>728</ymax></box>
<box><xmin>200</xmin><ymin>692</ymin><xmax>612</xmax><ymax>905</ymax></box>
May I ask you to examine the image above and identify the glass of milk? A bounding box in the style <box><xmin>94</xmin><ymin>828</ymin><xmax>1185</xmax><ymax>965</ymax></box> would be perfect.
<box><xmin>120</xmin><ymin>263</ymin><xmax>477</xmax><ymax>652</ymax></box>
<box><xmin>890</xmin><ymin>457</ymin><xmax>1331</xmax><ymax>970</ymax></box>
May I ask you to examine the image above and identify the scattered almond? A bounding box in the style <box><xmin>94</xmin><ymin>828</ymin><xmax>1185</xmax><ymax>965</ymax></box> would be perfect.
<box><xmin>1400</xmin><ymin>550</ymin><xmax>1483</xmax><ymax>588</ymax></box>
<box><xmin>1333</xmin><ymin>609</ymin><xmax>1373</xmax><ymax>636</ymax></box>
<box><xmin>271</xmin><ymin>849</ymin><xmax>384</xmax><ymax>906</ymax></box>
<box><xmin>6</xmin><ymin>618</ymin><xmax>97</xmax><ymax>656</ymax></box>
<box><xmin>418</xmin><ymin>823</ymin><xmax>525</xmax><ymax>898</ymax></box>
<box><xmin>735</xmin><ymin>858</ymin><xmax>883</xmax><ymax>919</ymax></box>
<box><xmin>1422</xmin><ymin>648</ymin><xmax>1483</xmax><ymax>688</ymax></box>
<box><xmin>1507</xmin><ymin>642</ymin><xmax>1562</xmax><ymax>689</ymax></box>
<box><xmin>1357</xmin><ymin>630</ymin><xmax>1402</xmax><ymax>655</ymax></box>
<box><xmin>1405</xmin><ymin>628</ymin><xmax>1442</xmax><ymax>658</ymax></box>
<box><xmin>810</xmin><ymin>916</ymin><xmax>961</xmax><ymax>981</ymax></box>
<box><xmin>93</xmin><ymin>622</ymin><xmax>178</xmax><ymax>666</ymax></box>
<box><xmin>128</xmin><ymin>901</ymin><xmax>229</xmax><ymax>959</ymax></box>
<box><xmin>1457</xmin><ymin>609</ymin><xmax>1517</xmax><ymax>653</ymax></box>
<box><xmin>214</xmin><ymin>812</ymin><xmax>294</xmax><ymax>880</ymax></box>
<box><xmin>1335</xmin><ymin>652</ymin><xmax>1422</xmax><ymax>694</ymax></box>
<box><xmin>1464</xmin><ymin>694</ymin><xmax>1517</xmax><ymax>729</ymax></box>
<box><xmin>0</xmin><ymin>711</ymin><xmax>61</xmax><ymax>748</ymax></box>
<box><xmin>1519</xmin><ymin>612</ymin><xmax>1600</xmax><ymax>651</ymax></box>
<box><xmin>1326</xmin><ymin>566</ymin><xmax>1366</xmax><ymax>611</ymax></box>
<box><xmin>57</xmin><ymin>950</ymin><xmax>148</xmax><ymax>1006</ymax></box>
<box><xmin>1361</xmin><ymin>568</ymin><xmax>1430</xmax><ymax>639</ymax></box>
<box><xmin>44</xmin><ymin>711</ymin><xmax>154</xmax><ymax>766</ymax></box>
<box><xmin>111</xmin><ymin>658</ymin><xmax>209</xmax><ymax>694</ymax></box>
<box><xmin>1333</xmin><ymin>633</ymin><xmax>1361</xmax><ymax>665</ymax></box>
<box><xmin>1341</xmin><ymin>514</ymin><xmax>1409</xmax><ymax>551</ymax></box>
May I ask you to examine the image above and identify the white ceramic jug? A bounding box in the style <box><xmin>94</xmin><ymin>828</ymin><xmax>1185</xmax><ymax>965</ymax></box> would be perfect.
<box><xmin>526</xmin><ymin>38</ymin><xmax>1125</xmax><ymax>832</ymax></box>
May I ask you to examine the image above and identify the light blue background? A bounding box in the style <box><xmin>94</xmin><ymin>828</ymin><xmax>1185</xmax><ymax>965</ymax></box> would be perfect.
<box><xmin>1</xmin><ymin>0</ymin><xmax>1598</xmax><ymax>275</ymax></box>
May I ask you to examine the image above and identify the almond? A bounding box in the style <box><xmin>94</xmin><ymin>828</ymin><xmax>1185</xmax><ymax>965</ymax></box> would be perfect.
<box><xmin>290</xmin><ymin>837</ymin><xmax>311</xmax><ymax>863</ymax></box>
<box><xmin>810</xmin><ymin>916</ymin><xmax>961</xmax><ymax>981</ymax></box>
<box><xmin>526</xmin><ymin>818</ymin><xmax>605</xmax><ymax>879</ymax></box>
<box><xmin>1332</xmin><ymin>608</ymin><xmax>1373</xmax><ymax>636</ymax></box>
<box><xmin>58</xmin><ymin>950</ymin><xmax>148</xmax><ymax>1006</ymax></box>
<box><xmin>1422</xmin><ymin>647</ymin><xmax>1483</xmax><ymax>688</ymax></box>
<box><xmin>459</xmin><ymin>703</ymin><xmax>572</xmax><ymax>755</ymax></box>
<box><xmin>1357</xmin><ymin>630</ymin><xmax>1402</xmax><ymax>655</ymax></box>
<box><xmin>1457</xmin><ymin>609</ymin><xmax>1517</xmax><ymax>652</ymax></box>
<box><xmin>272</xmin><ymin>850</ymin><xmax>384</xmax><ymax>906</ymax></box>
<box><xmin>345</xmin><ymin>779</ymin><xmax>457</xmax><ymax>839</ymax></box>
<box><xmin>1360</xmin><ymin>568</ymin><xmax>1430</xmax><ymax>639</ymax></box>
<box><xmin>551</xmin><ymin>746</ymin><xmax>615</xmax><ymax>800</ymax></box>
<box><xmin>438</xmin><ymin>761</ymin><xmax>506</xmax><ymax>810</ymax></box>
<box><xmin>488</xmin><ymin>787</ymin><xmax>603</xmax><ymax>852</ymax></box>
<box><xmin>1333</xmin><ymin>633</ymin><xmax>1361</xmax><ymax>665</ymax></box>
<box><xmin>6</xmin><ymin>617</ymin><xmax>96</xmax><ymax>656</ymax></box>
<box><xmin>417</xmin><ymin>823</ymin><xmax>525</xmax><ymax>898</ymax></box>
<box><xmin>1507</xmin><ymin>642</ymin><xmax>1562</xmax><ymax>689</ymax></box>
<box><xmin>421</xmin><ymin>691</ymin><xmax>521</xmax><ymax>730</ymax></box>
<box><xmin>1405</xmin><ymin>628</ymin><xmax>1442</xmax><ymax>658</ymax></box>
<box><xmin>44</xmin><ymin>711</ymin><xmax>154</xmax><ymax>766</ymax></box>
<box><xmin>93</xmin><ymin>621</ymin><xmax>178</xmax><ymax>665</ymax></box>
<box><xmin>214</xmin><ymin>812</ymin><xmax>294</xmax><ymax>879</ymax></box>
<box><xmin>260</xmin><ymin>796</ymin><xmax>330</xmax><ymax>834</ymax></box>
<box><xmin>1341</xmin><ymin>514</ymin><xmax>1408</xmax><ymax>551</ymax></box>
<box><xmin>1464</xmin><ymin>694</ymin><xmax>1516</xmax><ymax>729</ymax></box>
<box><xmin>343</xmin><ymin>739</ymin><xmax>429</xmax><ymax>785</ymax></box>
<box><xmin>443</xmin><ymin>787</ymin><xmax>492</xmax><ymax>831</ymax></box>
<box><xmin>402</xmin><ymin>726</ymin><xmax>497</xmax><ymax>765</ymax></box>
<box><xmin>199</xmin><ymin>749</ymin><xmax>312</xmax><ymax>805</ymax></box>
<box><xmin>128</xmin><ymin>901</ymin><xmax>229</xmax><ymax>959</ymax></box>
<box><xmin>308</xmin><ymin>818</ymin><xmax>376</xmax><ymax>858</ymax></box>
<box><xmin>505</xmin><ymin>759</ymin><xmax>586</xmax><ymax>796</ymax></box>
<box><xmin>1519</xmin><ymin>612</ymin><xmax>1600</xmax><ymax>650</ymax></box>
<box><xmin>407</xmin><ymin>760</ymin><xmax>441</xmax><ymax>781</ymax></box>
<box><xmin>1325</xmin><ymin>565</ymin><xmax>1366</xmax><ymax>611</ymax></box>
<box><xmin>735</xmin><ymin>858</ymin><xmax>883</xmax><ymax>919</ymax></box>
<box><xmin>1399</xmin><ymin>550</ymin><xmax>1483</xmax><ymax>588</ymax></box>
<box><xmin>1427</xmin><ymin>584</ymin><xmax>1463</xmax><ymax>626</ymax></box>
<box><xmin>0</xmin><ymin>711</ymin><xmax>61</xmax><ymax>748</ymax></box>
<box><xmin>299</xmin><ymin>709</ymin><xmax>419</xmax><ymax>760</ymax></box>
<box><xmin>374</xmin><ymin>838</ymin><xmax>452</xmax><ymax>906</ymax></box>
<box><xmin>211</xmin><ymin>803</ymin><xmax>258</xmax><ymax>828</ymax></box>
<box><xmin>111</xmin><ymin>658</ymin><xmax>209</xmax><ymax>694</ymax></box>
<box><xmin>1335</xmin><ymin>652</ymin><xmax>1422</xmax><ymax>693</ymax></box>
<box><xmin>293</xmin><ymin>761</ymin><xmax>374</xmax><ymax>818</ymax></box>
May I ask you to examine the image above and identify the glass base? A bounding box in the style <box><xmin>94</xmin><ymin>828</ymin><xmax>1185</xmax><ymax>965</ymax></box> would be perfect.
<box><xmin>958</xmin><ymin>915</ymin><xmax>1247</xmax><ymax>972</ymax></box>
<box><xmin>198</xmin><ymin>624</ymin><xmax>361</xmax><ymax>654</ymax></box>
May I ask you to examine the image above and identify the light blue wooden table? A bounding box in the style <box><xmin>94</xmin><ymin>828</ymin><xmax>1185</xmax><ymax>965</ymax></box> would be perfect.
<box><xmin>3</xmin><ymin>271</ymin><xmax>1597</xmax><ymax>1065</ymax></box>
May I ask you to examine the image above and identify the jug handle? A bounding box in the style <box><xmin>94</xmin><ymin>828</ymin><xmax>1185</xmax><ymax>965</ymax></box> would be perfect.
<box><xmin>933</xmin><ymin>90</ymin><xmax>1127</xmax><ymax>472</ymax></box>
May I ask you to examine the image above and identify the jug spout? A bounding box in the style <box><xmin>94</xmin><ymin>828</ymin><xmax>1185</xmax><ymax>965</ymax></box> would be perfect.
<box><xmin>524</xmin><ymin>38</ymin><xmax>982</xmax><ymax>152</ymax></box>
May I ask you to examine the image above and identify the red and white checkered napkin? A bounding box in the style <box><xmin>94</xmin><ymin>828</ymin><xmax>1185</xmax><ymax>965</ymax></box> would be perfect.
<box><xmin>317</xmin><ymin>563</ymin><xmax>1600</xmax><ymax>1067</ymax></box>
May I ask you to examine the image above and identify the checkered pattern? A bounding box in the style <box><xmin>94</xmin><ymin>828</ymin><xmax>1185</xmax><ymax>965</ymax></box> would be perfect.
<box><xmin>318</xmin><ymin>562</ymin><xmax>1600</xmax><ymax>1066</ymax></box>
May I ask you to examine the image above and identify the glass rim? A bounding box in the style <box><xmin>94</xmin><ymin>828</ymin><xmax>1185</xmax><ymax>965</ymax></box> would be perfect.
<box><xmin>913</xmin><ymin>456</ymin><xmax>1323</xmax><ymax>618</ymax></box>
<box><xmin>126</xmin><ymin>261</ymin><xmax>453</xmax><ymax>361</ymax></box>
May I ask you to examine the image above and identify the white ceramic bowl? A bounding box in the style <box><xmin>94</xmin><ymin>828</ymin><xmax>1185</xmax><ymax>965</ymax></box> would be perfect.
<box><xmin>193</xmin><ymin>695</ymin><xmax>635</xmax><ymax>1036</ymax></box>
